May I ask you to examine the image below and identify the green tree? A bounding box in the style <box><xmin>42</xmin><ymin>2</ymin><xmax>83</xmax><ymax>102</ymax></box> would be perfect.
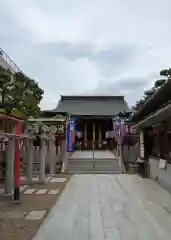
<box><xmin>9</xmin><ymin>72</ymin><xmax>44</xmax><ymax>117</ymax></box>
<box><xmin>160</xmin><ymin>68</ymin><xmax>171</xmax><ymax>78</ymax></box>
<box><xmin>144</xmin><ymin>88</ymin><xmax>154</xmax><ymax>101</ymax></box>
<box><xmin>0</xmin><ymin>67</ymin><xmax>44</xmax><ymax>117</ymax></box>
<box><xmin>132</xmin><ymin>68</ymin><xmax>169</xmax><ymax>112</ymax></box>
<box><xmin>0</xmin><ymin>66</ymin><xmax>12</xmax><ymax>104</ymax></box>
<box><xmin>132</xmin><ymin>99</ymin><xmax>145</xmax><ymax>111</ymax></box>
<box><xmin>154</xmin><ymin>79</ymin><xmax>166</xmax><ymax>88</ymax></box>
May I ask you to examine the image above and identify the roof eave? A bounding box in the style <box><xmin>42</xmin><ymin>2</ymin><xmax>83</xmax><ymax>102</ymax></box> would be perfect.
<box><xmin>131</xmin><ymin>78</ymin><xmax>171</xmax><ymax>122</ymax></box>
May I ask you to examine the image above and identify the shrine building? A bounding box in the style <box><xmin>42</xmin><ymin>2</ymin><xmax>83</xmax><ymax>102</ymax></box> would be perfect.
<box><xmin>44</xmin><ymin>95</ymin><xmax>131</xmax><ymax>150</ymax></box>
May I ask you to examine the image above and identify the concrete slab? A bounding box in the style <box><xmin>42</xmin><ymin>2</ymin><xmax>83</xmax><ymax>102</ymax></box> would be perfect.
<box><xmin>94</xmin><ymin>150</ymin><xmax>115</xmax><ymax>159</ymax></box>
<box><xmin>25</xmin><ymin>210</ymin><xmax>46</xmax><ymax>220</ymax></box>
<box><xmin>50</xmin><ymin>178</ymin><xmax>67</xmax><ymax>183</ymax></box>
<box><xmin>20</xmin><ymin>185</ymin><xmax>29</xmax><ymax>192</ymax></box>
<box><xmin>0</xmin><ymin>185</ymin><xmax>28</xmax><ymax>195</ymax></box>
<box><xmin>34</xmin><ymin>175</ymin><xmax>171</xmax><ymax>240</ymax></box>
<box><xmin>72</xmin><ymin>150</ymin><xmax>93</xmax><ymax>159</ymax></box>
<box><xmin>0</xmin><ymin>189</ymin><xmax>4</xmax><ymax>195</ymax></box>
<box><xmin>24</xmin><ymin>189</ymin><xmax>36</xmax><ymax>195</ymax></box>
<box><xmin>21</xmin><ymin>176</ymin><xmax>52</xmax><ymax>182</ymax></box>
<box><xmin>20</xmin><ymin>176</ymin><xmax>27</xmax><ymax>181</ymax></box>
<box><xmin>36</xmin><ymin>189</ymin><xmax>47</xmax><ymax>195</ymax></box>
<box><xmin>32</xmin><ymin>177</ymin><xmax>39</xmax><ymax>181</ymax></box>
<box><xmin>48</xmin><ymin>189</ymin><xmax>60</xmax><ymax>195</ymax></box>
<box><xmin>1</xmin><ymin>211</ymin><xmax>26</xmax><ymax>219</ymax></box>
<box><xmin>46</xmin><ymin>176</ymin><xmax>53</xmax><ymax>181</ymax></box>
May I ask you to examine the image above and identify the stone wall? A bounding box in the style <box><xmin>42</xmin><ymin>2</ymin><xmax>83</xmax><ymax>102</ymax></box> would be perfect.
<box><xmin>149</xmin><ymin>157</ymin><xmax>171</xmax><ymax>193</ymax></box>
<box><xmin>122</xmin><ymin>145</ymin><xmax>139</xmax><ymax>166</ymax></box>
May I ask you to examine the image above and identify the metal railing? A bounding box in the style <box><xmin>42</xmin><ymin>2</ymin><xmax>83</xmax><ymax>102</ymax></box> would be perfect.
<box><xmin>0</xmin><ymin>48</ymin><xmax>22</xmax><ymax>73</ymax></box>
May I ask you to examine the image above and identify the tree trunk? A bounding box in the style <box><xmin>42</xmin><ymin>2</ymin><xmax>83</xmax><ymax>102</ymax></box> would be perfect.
<box><xmin>1</xmin><ymin>92</ymin><xmax>5</xmax><ymax>104</ymax></box>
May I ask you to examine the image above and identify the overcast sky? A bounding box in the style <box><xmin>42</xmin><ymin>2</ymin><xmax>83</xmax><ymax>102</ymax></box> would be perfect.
<box><xmin>1</xmin><ymin>0</ymin><xmax>171</xmax><ymax>110</ymax></box>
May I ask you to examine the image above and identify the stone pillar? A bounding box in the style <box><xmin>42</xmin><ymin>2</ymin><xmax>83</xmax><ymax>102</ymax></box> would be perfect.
<box><xmin>27</xmin><ymin>139</ymin><xmax>34</xmax><ymax>184</ymax></box>
<box><xmin>48</xmin><ymin>125</ymin><xmax>57</xmax><ymax>175</ymax></box>
<box><xmin>39</xmin><ymin>138</ymin><xmax>47</xmax><ymax>183</ymax></box>
<box><xmin>58</xmin><ymin>145</ymin><xmax>60</xmax><ymax>158</ymax></box>
<box><xmin>117</xmin><ymin>136</ymin><xmax>123</xmax><ymax>173</ymax></box>
<box><xmin>59</xmin><ymin>140</ymin><xmax>63</xmax><ymax>163</ymax></box>
<box><xmin>4</xmin><ymin>139</ymin><xmax>15</xmax><ymax>195</ymax></box>
<box><xmin>49</xmin><ymin>139</ymin><xmax>56</xmax><ymax>175</ymax></box>
<box><xmin>61</xmin><ymin>139</ymin><xmax>68</xmax><ymax>173</ymax></box>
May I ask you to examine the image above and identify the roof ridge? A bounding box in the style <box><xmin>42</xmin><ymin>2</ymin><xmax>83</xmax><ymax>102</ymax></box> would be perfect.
<box><xmin>61</xmin><ymin>95</ymin><xmax>124</xmax><ymax>101</ymax></box>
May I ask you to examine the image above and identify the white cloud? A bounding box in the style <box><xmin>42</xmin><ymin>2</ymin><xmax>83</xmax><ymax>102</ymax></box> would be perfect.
<box><xmin>1</xmin><ymin>0</ymin><xmax>171</xmax><ymax>109</ymax></box>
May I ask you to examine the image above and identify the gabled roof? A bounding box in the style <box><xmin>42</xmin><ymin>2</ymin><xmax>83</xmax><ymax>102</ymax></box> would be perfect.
<box><xmin>46</xmin><ymin>95</ymin><xmax>131</xmax><ymax>116</ymax></box>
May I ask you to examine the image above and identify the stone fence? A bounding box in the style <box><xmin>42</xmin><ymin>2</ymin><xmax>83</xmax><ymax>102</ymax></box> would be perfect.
<box><xmin>0</xmin><ymin>132</ymin><xmax>67</xmax><ymax>197</ymax></box>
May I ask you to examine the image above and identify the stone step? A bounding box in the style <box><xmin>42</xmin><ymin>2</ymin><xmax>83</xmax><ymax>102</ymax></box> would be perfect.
<box><xmin>68</xmin><ymin>161</ymin><xmax>119</xmax><ymax>166</ymax></box>
<box><xmin>67</xmin><ymin>170</ymin><xmax>121</xmax><ymax>174</ymax></box>
<box><xmin>67</xmin><ymin>165</ymin><xmax>120</xmax><ymax>171</ymax></box>
<box><xmin>67</xmin><ymin>157</ymin><xmax>121</xmax><ymax>174</ymax></box>
<box><xmin>68</xmin><ymin>158</ymin><xmax>117</xmax><ymax>161</ymax></box>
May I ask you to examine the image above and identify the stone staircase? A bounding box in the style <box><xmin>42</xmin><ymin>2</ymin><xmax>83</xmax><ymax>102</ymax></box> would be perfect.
<box><xmin>67</xmin><ymin>156</ymin><xmax>122</xmax><ymax>174</ymax></box>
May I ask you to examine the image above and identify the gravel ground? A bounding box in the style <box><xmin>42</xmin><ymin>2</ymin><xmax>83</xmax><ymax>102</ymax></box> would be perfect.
<box><xmin>0</xmin><ymin>174</ymin><xmax>69</xmax><ymax>240</ymax></box>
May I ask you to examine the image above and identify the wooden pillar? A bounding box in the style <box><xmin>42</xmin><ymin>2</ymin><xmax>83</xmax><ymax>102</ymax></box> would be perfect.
<box><xmin>117</xmin><ymin>136</ymin><xmax>123</xmax><ymax>173</ymax></box>
<box><xmin>84</xmin><ymin>123</ymin><xmax>87</xmax><ymax>148</ymax></box>
<box><xmin>99</xmin><ymin>123</ymin><xmax>102</xmax><ymax>149</ymax></box>
<box><xmin>140</xmin><ymin>130</ymin><xmax>144</xmax><ymax>158</ymax></box>
<box><xmin>164</xmin><ymin>125</ymin><xmax>169</xmax><ymax>159</ymax></box>
<box><xmin>93</xmin><ymin>123</ymin><xmax>95</xmax><ymax>149</ymax></box>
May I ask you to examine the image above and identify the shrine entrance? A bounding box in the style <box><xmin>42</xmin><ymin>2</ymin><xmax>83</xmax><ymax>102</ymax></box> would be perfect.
<box><xmin>75</xmin><ymin>118</ymin><xmax>117</xmax><ymax>151</ymax></box>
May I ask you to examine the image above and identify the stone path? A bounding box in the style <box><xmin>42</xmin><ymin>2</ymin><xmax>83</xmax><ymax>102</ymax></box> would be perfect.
<box><xmin>24</xmin><ymin>188</ymin><xmax>60</xmax><ymax>195</ymax></box>
<box><xmin>34</xmin><ymin>174</ymin><xmax>171</xmax><ymax>240</ymax></box>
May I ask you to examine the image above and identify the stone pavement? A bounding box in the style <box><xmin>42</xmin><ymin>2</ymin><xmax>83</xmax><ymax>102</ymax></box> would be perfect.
<box><xmin>34</xmin><ymin>174</ymin><xmax>171</xmax><ymax>240</ymax></box>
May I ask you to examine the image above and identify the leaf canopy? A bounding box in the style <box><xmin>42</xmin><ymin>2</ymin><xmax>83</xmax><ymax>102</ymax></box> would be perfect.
<box><xmin>0</xmin><ymin>67</ymin><xmax>44</xmax><ymax>118</ymax></box>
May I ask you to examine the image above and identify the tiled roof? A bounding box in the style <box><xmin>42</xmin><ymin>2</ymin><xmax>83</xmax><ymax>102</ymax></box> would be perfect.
<box><xmin>48</xmin><ymin>95</ymin><xmax>131</xmax><ymax>116</ymax></box>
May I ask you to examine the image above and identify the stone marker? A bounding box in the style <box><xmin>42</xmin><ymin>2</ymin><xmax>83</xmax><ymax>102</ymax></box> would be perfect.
<box><xmin>48</xmin><ymin>189</ymin><xmax>60</xmax><ymax>195</ymax></box>
<box><xmin>24</xmin><ymin>189</ymin><xmax>36</xmax><ymax>194</ymax></box>
<box><xmin>25</xmin><ymin>210</ymin><xmax>46</xmax><ymax>220</ymax></box>
<box><xmin>36</xmin><ymin>189</ymin><xmax>47</xmax><ymax>195</ymax></box>
<box><xmin>50</xmin><ymin>178</ymin><xmax>67</xmax><ymax>183</ymax></box>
